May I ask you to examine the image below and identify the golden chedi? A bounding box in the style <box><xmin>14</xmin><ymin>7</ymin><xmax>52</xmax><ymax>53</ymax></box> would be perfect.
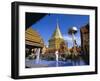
<box><xmin>48</xmin><ymin>22</ymin><xmax>65</xmax><ymax>50</ymax></box>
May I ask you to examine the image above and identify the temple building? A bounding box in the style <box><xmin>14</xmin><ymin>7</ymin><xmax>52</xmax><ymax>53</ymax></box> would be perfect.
<box><xmin>48</xmin><ymin>22</ymin><xmax>67</xmax><ymax>53</ymax></box>
<box><xmin>80</xmin><ymin>24</ymin><xmax>89</xmax><ymax>54</ymax></box>
<box><xmin>80</xmin><ymin>24</ymin><xmax>89</xmax><ymax>64</ymax></box>
<box><xmin>25</xmin><ymin>27</ymin><xmax>44</xmax><ymax>57</ymax></box>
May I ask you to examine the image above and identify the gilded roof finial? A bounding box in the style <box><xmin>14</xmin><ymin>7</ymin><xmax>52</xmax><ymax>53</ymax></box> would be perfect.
<box><xmin>50</xmin><ymin>18</ymin><xmax>63</xmax><ymax>39</ymax></box>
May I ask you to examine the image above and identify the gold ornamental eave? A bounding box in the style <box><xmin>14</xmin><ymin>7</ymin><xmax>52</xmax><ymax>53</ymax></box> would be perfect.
<box><xmin>26</xmin><ymin>40</ymin><xmax>44</xmax><ymax>48</ymax></box>
<box><xmin>25</xmin><ymin>27</ymin><xmax>44</xmax><ymax>48</ymax></box>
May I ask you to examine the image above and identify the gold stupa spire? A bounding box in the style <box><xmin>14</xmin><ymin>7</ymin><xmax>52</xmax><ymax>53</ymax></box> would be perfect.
<box><xmin>51</xmin><ymin>19</ymin><xmax>63</xmax><ymax>39</ymax></box>
<box><xmin>48</xmin><ymin>19</ymin><xmax>65</xmax><ymax>49</ymax></box>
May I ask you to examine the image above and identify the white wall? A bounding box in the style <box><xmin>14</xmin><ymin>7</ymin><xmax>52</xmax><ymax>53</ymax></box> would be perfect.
<box><xmin>0</xmin><ymin>0</ymin><xmax>99</xmax><ymax>81</ymax></box>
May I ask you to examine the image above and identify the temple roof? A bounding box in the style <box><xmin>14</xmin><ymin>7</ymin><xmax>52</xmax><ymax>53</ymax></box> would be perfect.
<box><xmin>25</xmin><ymin>27</ymin><xmax>44</xmax><ymax>47</ymax></box>
<box><xmin>51</xmin><ymin>22</ymin><xmax>63</xmax><ymax>39</ymax></box>
<box><xmin>80</xmin><ymin>24</ymin><xmax>89</xmax><ymax>33</ymax></box>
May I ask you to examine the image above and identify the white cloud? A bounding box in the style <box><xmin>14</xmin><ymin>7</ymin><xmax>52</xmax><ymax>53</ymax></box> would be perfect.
<box><xmin>63</xmin><ymin>35</ymin><xmax>72</xmax><ymax>42</ymax></box>
<box><xmin>63</xmin><ymin>34</ymin><xmax>81</xmax><ymax>48</ymax></box>
<box><xmin>63</xmin><ymin>35</ymin><xmax>72</xmax><ymax>41</ymax></box>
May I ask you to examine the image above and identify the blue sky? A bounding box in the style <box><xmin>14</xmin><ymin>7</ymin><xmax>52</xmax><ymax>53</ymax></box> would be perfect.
<box><xmin>31</xmin><ymin>13</ymin><xmax>89</xmax><ymax>48</ymax></box>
